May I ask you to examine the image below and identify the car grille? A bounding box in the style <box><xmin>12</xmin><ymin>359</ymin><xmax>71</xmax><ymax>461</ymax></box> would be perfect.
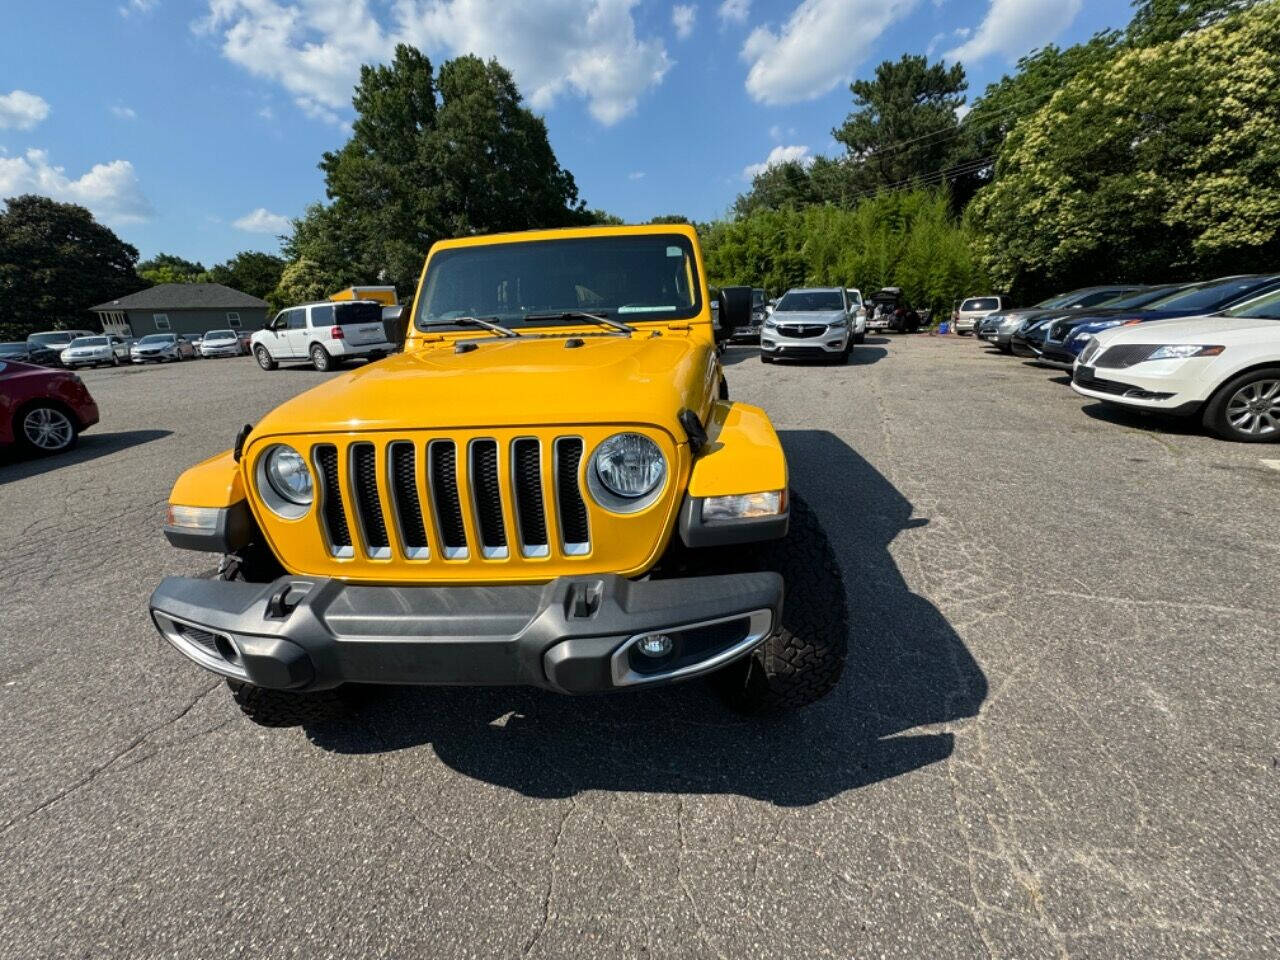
<box><xmin>1074</xmin><ymin>371</ymin><xmax>1174</xmax><ymax>401</ymax></box>
<box><xmin>776</xmin><ymin>324</ymin><xmax>827</xmax><ymax>339</ymax></box>
<box><xmin>1046</xmin><ymin>320</ymin><xmax>1074</xmax><ymax>343</ymax></box>
<box><xmin>251</xmin><ymin>428</ymin><xmax>681</xmax><ymax>583</ymax></box>
<box><xmin>1095</xmin><ymin>345</ymin><xmax>1157</xmax><ymax>369</ymax></box>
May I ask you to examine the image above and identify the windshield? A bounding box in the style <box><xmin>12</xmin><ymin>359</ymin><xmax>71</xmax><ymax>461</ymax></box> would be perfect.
<box><xmin>1103</xmin><ymin>286</ymin><xmax>1182</xmax><ymax>309</ymax></box>
<box><xmin>961</xmin><ymin>297</ymin><xmax>999</xmax><ymax>312</ymax></box>
<box><xmin>205</xmin><ymin>330</ymin><xmax>235</xmax><ymax>339</ymax></box>
<box><xmin>28</xmin><ymin>332</ymin><xmax>75</xmax><ymax>347</ymax></box>
<box><xmin>70</xmin><ymin>337</ymin><xmax>108</xmax><ymax>347</ymax></box>
<box><xmin>1147</xmin><ymin>277</ymin><xmax>1278</xmax><ymax>312</ymax></box>
<box><xmin>1033</xmin><ymin>293</ymin><xmax>1074</xmax><ymax>309</ymax></box>
<box><xmin>415</xmin><ymin>234</ymin><xmax>701</xmax><ymax>331</ymax></box>
<box><xmin>752</xmin><ymin>289</ymin><xmax>765</xmax><ymax>306</ymax></box>
<box><xmin>1222</xmin><ymin>288</ymin><xmax>1280</xmax><ymax>320</ymax></box>
<box><xmin>139</xmin><ymin>334</ymin><xmax>175</xmax><ymax>344</ymax></box>
<box><xmin>845</xmin><ymin>290</ymin><xmax>861</xmax><ymax>305</ymax></box>
<box><xmin>777</xmin><ymin>290</ymin><xmax>845</xmax><ymax>312</ymax></box>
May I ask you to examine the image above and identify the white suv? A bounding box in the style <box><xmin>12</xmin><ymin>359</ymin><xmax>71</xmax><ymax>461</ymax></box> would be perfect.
<box><xmin>1071</xmin><ymin>287</ymin><xmax>1280</xmax><ymax>442</ymax></box>
<box><xmin>252</xmin><ymin>300</ymin><xmax>394</xmax><ymax>372</ymax></box>
<box><xmin>954</xmin><ymin>295</ymin><xmax>1006</xmax><ymax>334</ymax></box>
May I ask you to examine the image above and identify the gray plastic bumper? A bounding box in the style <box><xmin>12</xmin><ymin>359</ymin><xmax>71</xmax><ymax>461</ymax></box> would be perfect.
<box><xmin>149</xmin><ymin>572</ymin><xmax>782</xmax><ymax>694</ymax></box>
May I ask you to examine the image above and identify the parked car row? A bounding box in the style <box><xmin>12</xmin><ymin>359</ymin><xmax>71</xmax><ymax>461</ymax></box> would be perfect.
<box><xmin>5</xmin><ymin>328</ymin><xmax>255</xmax><ymax>370</ymax></box>
<box><xmin>976</xmin><ymin>275</ymin><xmax>1280</xmax><ymax>443</ymax></box>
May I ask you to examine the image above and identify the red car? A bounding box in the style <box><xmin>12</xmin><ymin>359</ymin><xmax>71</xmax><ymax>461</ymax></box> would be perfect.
<box><xmin>0</xmin><ymin>359</ymin><xmax>100</xmax><ymax>456</ymax></box>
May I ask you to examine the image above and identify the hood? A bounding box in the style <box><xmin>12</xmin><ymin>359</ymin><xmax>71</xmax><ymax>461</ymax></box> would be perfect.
<box><xmin>253</xmin><ymin>333</ymin><xmax>718</xmax><ymax>440</ymax></box>
<box><xmin>770</xmin><ymin>310</ymin><xmax>845</xmax><ymax>324</ymax></box>
<box><xmin>1094</xmin><ymin>315</ymin><xmax>1280</xmax><ymax>348</ymax></box>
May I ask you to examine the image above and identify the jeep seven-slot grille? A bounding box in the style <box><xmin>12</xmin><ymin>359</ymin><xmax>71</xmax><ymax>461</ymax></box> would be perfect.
<box><xmin>312</xmin><ymin>437</ymin><xmax>591</xmax><ymax>561</ymax></box>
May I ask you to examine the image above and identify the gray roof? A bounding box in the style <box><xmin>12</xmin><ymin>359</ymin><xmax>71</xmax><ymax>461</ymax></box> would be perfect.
<box><xmin>90</xmin><ymin>283</ymin><xmax>268</xmax><ymax>312</ymax></box>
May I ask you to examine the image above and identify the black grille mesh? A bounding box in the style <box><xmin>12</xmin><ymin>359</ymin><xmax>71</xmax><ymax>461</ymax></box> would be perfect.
<box><xmin>1096</xmin><ymin>344</ymin><xmax>1157</xmax><ymax>369</ymax></box>
<box><xmin>470</xmin><ymin>440</ymin><xmax>507</xmax><ymax>549</ymax></box>
<box><xmin>430</xmin><ymin>441</ymin><xmax>467</xmax><ymax>550</ymax></box>
<box><xmin>556</xmin><ymin>439</ymin><xmax>590</xmax><ymax>545</ymax></box>
<box><xmin>314</xmin><ymin>445</ymin><xmax>351</xmax><ymax>548</ymax></box>
<box><xmin>351</xmin><ymin>443</ymin><xmax>389</xmax><ymax>550</ymax></box>
<box><xmin>513</xmin><ymin>439</ymin><xmax>548</xmax><ymax>548</ymax></box>
<box><xmin>390</xmin><ymin>442</ymin><xmax>428</xmax><ymax>551</ymax></box>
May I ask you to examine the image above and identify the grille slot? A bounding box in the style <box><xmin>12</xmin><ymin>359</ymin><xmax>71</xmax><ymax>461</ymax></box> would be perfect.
<box><xmin>351</xmin><ymin>442</ymin><xmax>391</xmax><ymax>558</ymax></box>
<box><xmin>314</xmin><ymin>445</ymin><xmax>353</xmax><ymax>557</ymax></box>
<box><xmin>389</xmin><ymin>442</ymin><xmax>429</xmax><ymax>559</ymax></box>
<box><xmin>430</xmin><ymin>441</ymin><xmax>468</xmax><ymax>558</ymax></box>
<box><xmin>555</xmin><ymin>438</ymin><xmax>590</xmax><ymax>553</ymax></box>
<box><xmin>470</xmin><ymin>439</ymin><xmax>508</xmax><ymax>558</ymax></box>
<box><xmin>513</xmin><ymin>439</ymin><xmax>549</xmax><ymax>556</ymax></box>
<box><xmin>1096</xmin><ymin>344</ymin><xmax>1158</xmax><ymax>369</ymax></box>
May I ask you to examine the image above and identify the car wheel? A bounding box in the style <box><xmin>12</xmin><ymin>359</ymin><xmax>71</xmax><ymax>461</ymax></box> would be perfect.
<box><xmin>310</xmin><ymin>343</ymin><xmax>332</xmax><ymax>372</ymax></box>
<box><xmin>707</xmin><ymin>494</ymin><xmax>847</xmax><ymax>713</ymax></box>
<box><xmin>760</xmin><ymin>352</ymin><xmax>773</xmax><ymax>364</ymax></box>
<box><xmin>17</xmin><ymin>403</ymin><xmax>78</xmax><ymax>456</ymax></box>
<box><xmin>1203</xmin><ymin>367</ymin><xmax>1280</xmax><ymax>442</ymax></box>
<box><xmin>254</xmin><ymin>345</ymin><xmax>278</xmax><ymax>371</ymax></box>
<box><xmin>111</xmin><ymin>354</ymin><xmax>120</xmax><ymax>366</ymax></box>
<box><xmin>853</xmin><ymin>332</ymin><xmax>865</xmax><ymax>345</ymax></box>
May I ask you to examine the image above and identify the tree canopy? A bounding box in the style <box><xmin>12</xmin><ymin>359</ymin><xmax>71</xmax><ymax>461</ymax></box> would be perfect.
<box><xmin>284</xmin><ymin>44</ymin><xmax>589</xmax><ymax>303</ymax></box>
<box><xmin>0</xmin><ymin>195</ymin><xmax>140</xmax><ymax>339</ymax></box>
<box><xmin>137</xmin><ymin>253</ymin><xmax>207</xmax><ymax>285</ymax></box>
<box><xmin>970</xmin><ymin>0</ymin><xmax>1280</xmax><ymax>298</ymax></box>
<box><xmin>206</xmin><ymin>251</ymin><xmax>286</xmax><ymax>301</ymax></box>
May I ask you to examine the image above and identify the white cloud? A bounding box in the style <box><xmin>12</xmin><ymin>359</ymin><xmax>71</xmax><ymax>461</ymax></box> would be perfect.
<box><xmin>718</xmin><ymin>0</ymin><xmax>749</xmax><ymax>24</ymax></box>
<box><xmin>233</xmin><ymin>207</ymin><xmax>291</xmax><ymax>233</ymax></box>
<box><xmin>0</xmin><ymin>149</ymin><xmax>152</xmax><ymax>223</ymax></box>
<box><xmin>742</xmin><ymin>143</ymin><xmax>810</xmax><ymax>180</ymax></box>
<box><xmin>741</xmin><ymin>0</ymin><xmax>916</xmax><ymax>105</ymax></box>
<box><xmin>258</xmin><ymin>105</ymin><xmax>275</xmax><ymax>120</ymax></box>
<box><xmin>945</xmin><ymin>0</ymin><xmax>1082</xmax><ymax>64</ymax></box>
<box><xmin>628</xmin><ymin>170</ymin><xmax>645</xmax><ymax>180</ymax></box>
<box><xmin>198</xmin><ymin>0</ymin><xmax>670</xmax><ymax>127</ymax></box>
<box><xmin>672</xmin><ymin>3</ymin><xmax>696</xmax><ymax>39</ymax></box>
<box><xmin>110</xmin><ymin>105</ymin><xmax>138</xmax><ymax>120</ymax></box>
<box><xmin>119</xmin><ymin>0</ymin><xmax>159</xmax><ymax>15</ymax></box>
<box><xmin>0</xmin><ymin>90</ymin><xmax>51</xmax><ymax>131</ymax></box>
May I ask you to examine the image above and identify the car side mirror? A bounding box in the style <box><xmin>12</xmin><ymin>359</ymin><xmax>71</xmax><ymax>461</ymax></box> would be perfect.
<box><xmin>716</xmin><ymin>286</ymin><xmax>753</xmax><ymax>342</ymax></box>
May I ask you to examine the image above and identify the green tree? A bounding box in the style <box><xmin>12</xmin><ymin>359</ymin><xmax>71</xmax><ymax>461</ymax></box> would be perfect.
<box><xmin>137</xmin><ymin>252</ymin><xmax>208</xmax><ymax>285</ymax></box>
<box><xmin>1127</xmin><ymin>0</ymin><xmax>1258</xmax><ymax>43</ymax></box>
<box><xmin>970</xmin><ymin>1</ymin><xmax>1280</xmax><ymax>299</ymax></box>
<box><xmin>207</xmin><ymin>251</ymin><xmax>287</xmax><ymax>300</ymax></box>
<box><xmin>267</xmin><ymin>259</ymin><xmax>343</xmax><ymax>314</ymax></box>
<box><xmin>0</xmin><ymin>194</ymin><xmax>140</xmax><ymax>339</ymax></box>
<box><xmin>302</xmin><ymin>45</ymin><xmax>588</xmax><ymax>298</ymax></box>
<box><xmin>733</xmin><ymin>161</ymin><xmax>818</xmax><ymax>217</ymax></box>
<box><xmin>833</xmin><ymin>55</ymin><xmax>968</xmax><ymax>193</ymax></box>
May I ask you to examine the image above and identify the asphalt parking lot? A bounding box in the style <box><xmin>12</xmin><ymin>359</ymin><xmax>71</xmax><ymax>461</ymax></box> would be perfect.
<box><xmin>2</xmin><ymin>338</ymin><xmax>1276</xmax><ymax>959</ymax></box>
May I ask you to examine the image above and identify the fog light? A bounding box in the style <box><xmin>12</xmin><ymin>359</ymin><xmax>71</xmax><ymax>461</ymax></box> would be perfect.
<box><xmin>635</xmin><ymin>633</ymin><xmax>673</xmax><ymax>658</ymax></box>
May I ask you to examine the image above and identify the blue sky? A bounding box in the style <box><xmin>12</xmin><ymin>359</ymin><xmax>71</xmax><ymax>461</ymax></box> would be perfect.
<box><xmin>2</xmin><ymin>0</ymin><xmax>1132</xmax><ymax>268</ymax></box>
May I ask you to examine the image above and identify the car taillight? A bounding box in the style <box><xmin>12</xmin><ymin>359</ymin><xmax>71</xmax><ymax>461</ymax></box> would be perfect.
<box><xmin>330</xmin><ymin>326</ymin><xmax>344</xmax><ymax>339</ymax></box>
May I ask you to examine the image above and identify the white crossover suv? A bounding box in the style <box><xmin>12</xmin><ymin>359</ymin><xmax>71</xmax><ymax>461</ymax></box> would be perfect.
<box><xmin>1071</xmin><ymin>288</ymin><xmax>1280</xmax><ymax>442</ymax></box>
<box><xmin>252</xmin><ymin>300</ymin><xmax>394</xmax><ymax>372</ymax></box>
<box><xmin>761</xmin><ymin>288</ymin><xmax>858</xmax><ymax>364</ymax></box>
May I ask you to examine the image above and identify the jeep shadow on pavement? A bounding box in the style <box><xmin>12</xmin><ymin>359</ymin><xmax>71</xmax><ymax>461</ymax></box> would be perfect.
<box><xmin>303</xmin><ymin>430</ymin><xmax>987</xmax><ymax>806</ymax></box>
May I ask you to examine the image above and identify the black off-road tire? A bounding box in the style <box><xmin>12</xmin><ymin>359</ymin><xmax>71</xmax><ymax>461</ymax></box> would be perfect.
<box><xmin>708</xmin><ymin>494</ymin><xmax>848</xmax><ymax>714</ymax></box>
<box><xmin>254</xmin><ymin>345</ymin><xmax>278</xmax><ymax>371</ymax></box>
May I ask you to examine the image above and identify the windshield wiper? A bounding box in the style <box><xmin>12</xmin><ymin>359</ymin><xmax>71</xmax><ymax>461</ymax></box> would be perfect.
<box><xmin>453</xmin><ymin>315</ymin><xmax>520</xmax><ymax>337</ymax></box>
<box><xmin>523</xmin><ymin>311</ymin><xmax>636</xmax><ymax>335</ymax></box>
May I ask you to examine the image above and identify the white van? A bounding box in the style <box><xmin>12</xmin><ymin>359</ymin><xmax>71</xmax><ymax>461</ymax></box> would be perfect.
<box><xmin>251</xmin><ymin>300</ymin><xmax>393</xmax><ymax>372</ymax></box>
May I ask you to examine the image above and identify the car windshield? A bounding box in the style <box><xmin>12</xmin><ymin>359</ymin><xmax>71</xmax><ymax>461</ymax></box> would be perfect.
<box><xmin>415</xmin><ymin>233</ymin><xmax>701</xmax><ymax>331</ymax></box>
<box><xmin>139</xmin><ymin>334</ymin><xmax>175</xmax><ymax>344</ymax></box>
<box><xmin>777</xmin><ymin>291</ymin><xmax>844</xmax><ymax>312</ymax></box>
<box><xmin>1033</xmin><ymin>293</ymin><xmax>1075</xmax><ymax>309</ymax></box>
<box><xmin>28</xmin><ymin>332</ymin><xmax>75</xmax><ymax>347</ymax></box>
<box><xmin>845</xmin><ymin>290</ymin><xmax>861</xmax><ymax>305</ymax></box>
<box><xmin>752</xmin><ymin>289</ymin><xmax>766</xmax><ymax>306</ymax></box>
<box><xmin>1221</xmin><ymin>288</ymin><xmax>1280</xmax><ymax>320</ymax></box>
<box><xmin>1146</xmin><ymin>277</ymin><xmax>1277</xmax><ymax>312</ymax></box>
<box><xmin>205</xmin><ymin>330</ymin><xmax>235</xmax><ymax>339</ymax></box>
<box><xmin>0</xmin><ymin>341</ymin><xmax>27</xmax><ymax>352</ymax></box>
<box><xmin>961</xmin><ymin>297</ymin><xmax>999</xmax><ymax>311</ymax></box>
<box><xmin>70</xmin><ymin>337</ymin><xmax>108</xmax><ymax>347</ymax></box>
<box><xmin>1101</xmin><ymin>286</ymin><xmax>1182</xmax><ymax>309</ymax></box>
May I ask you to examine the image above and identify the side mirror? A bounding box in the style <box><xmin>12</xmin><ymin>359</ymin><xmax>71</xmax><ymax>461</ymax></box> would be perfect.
<box><xmin>717</xmin><ymin>286</ymin><xmax>753</xmax><ymax>342</ymax></box>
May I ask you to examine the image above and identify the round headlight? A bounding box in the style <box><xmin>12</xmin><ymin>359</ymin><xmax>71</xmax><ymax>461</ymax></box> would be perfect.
<box><xmin>592</xmin><ymin>433</ymin><xmax>666</xmax><ymax>502</ymax></box>
<box><xmin>263</xmin><ymin>445</ymin><xmax>313</xmax><ymax>506</ymax></box>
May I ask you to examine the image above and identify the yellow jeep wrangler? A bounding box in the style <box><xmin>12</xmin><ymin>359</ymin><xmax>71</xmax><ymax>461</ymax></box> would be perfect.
<box><xmin>150</xmin><ymin>225</ymin><xmax>847</xmax><ymax>724</ymax></box>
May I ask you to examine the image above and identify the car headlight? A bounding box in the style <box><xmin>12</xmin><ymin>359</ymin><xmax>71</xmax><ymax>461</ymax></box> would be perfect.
<box><xmin>828</xmin><ymin>316</ymin><xmax>848</xmax><ymax>328</ymax></box>
<box><xmin>1145</xmin><ymin>344</ymin><xmax>1224</xmax><ymax>361</ymax></box>
<box><xmin>261</xmin><ymin>444</ymin><xmax>313</xmax><ymax>508</ymax></box>
<box><xmin>588</xmin><ymin>432</ymin><xmax>666</xmax><ymax>510</ymax></box>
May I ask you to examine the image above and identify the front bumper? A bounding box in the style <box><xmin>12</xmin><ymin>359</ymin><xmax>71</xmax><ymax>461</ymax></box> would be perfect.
<box><xmin>202</xmin><ymin>345</ymin><xmax>242</xmax><ymax>357</ymax></box>
<box><xmin>761</xmin><ymin>326</ymin><xmax>849</xmax><ymax>356</ymax></box>
<box><xmin>149</xmin><ymin>571</ymin><xmax>781</xmax><ymax>694</ymax></box>
<box><xmin>132</xmin><ymin>350</ymin><xmax>174</xmax><ymax>362</ymax></box>
<box><xmin>1070</xmin><ymin>363</ymin><xmax>1203</xmax><ymax>415</ymax></box>
<box><xmin>728</xmin><ymin>323</ymin><xmax>762</xmax><ymax>343</ymax></box>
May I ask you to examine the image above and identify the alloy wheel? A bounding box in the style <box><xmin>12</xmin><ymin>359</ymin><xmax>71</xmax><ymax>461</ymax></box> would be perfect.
<box><xmin>23</xmin><ymin>406</ymin><xmax>74</xmax><ymax>451</ymax></box>
<box><xmin>1226</xmin><ymin>379</ymin><xmax>1280</xmax><ymax>437</ymax></box>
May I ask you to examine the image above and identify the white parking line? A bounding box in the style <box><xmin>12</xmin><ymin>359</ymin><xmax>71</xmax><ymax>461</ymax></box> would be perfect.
<box><xmin>1261</xmin><ymin>459</ymin><xmax>1280</xmax><ymax>472</ymax></box>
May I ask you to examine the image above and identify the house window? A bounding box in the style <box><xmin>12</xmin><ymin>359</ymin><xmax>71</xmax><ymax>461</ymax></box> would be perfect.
<box><xmin>226</xmin><ymin>312</ymin><xmax>241</xmax><ymax>328</ymax></box>
<box><xmin>153</xmin><ymin>314</ymin><xmax>170</xmax><ymax>330</ymax></box>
